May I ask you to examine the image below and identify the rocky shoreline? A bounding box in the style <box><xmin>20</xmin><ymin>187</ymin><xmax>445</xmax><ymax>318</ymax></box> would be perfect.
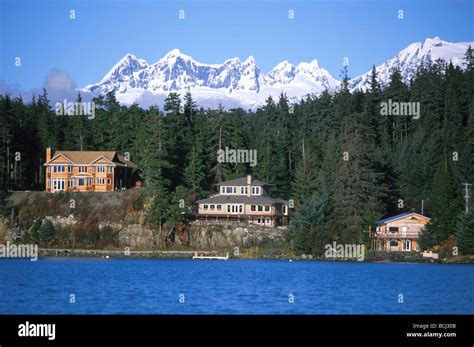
<box><xmin>35</xmin><ymin>247</ymin><xmax>474</xmax><ymax>264</ymax></box>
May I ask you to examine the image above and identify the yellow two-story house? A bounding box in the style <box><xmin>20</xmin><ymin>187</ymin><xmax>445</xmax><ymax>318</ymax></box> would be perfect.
<box><xmin>44</xmin><ymin>147</ymin><xmax>136</xmax><ymax>192</ymax></box>
<box><xmin>196</xmin><ymin>175</ymin><xmax>290</xmax><ymax>227</ymax></box>
<box><xmin>374</xmin><ymin>212</ymin><xmax>431</xmax><ymax>252</ymax></box>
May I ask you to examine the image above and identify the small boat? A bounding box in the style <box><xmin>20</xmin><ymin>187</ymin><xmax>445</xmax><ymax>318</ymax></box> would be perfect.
<box><xmin>192</xmin><ymin>252</ymin><xmax>229</xmax><ymax>260</ymax></box>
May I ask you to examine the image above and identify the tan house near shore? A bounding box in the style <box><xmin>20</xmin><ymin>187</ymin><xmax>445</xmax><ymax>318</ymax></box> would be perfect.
<box><xmin>195</xmin><ymin>175</ymin><xmax>290</xmax><ymax>227</ymax></box>
<box><xmin>44</xmin><ymin>147</ymin><xmax>136</xmax><ymax>192</ymax></box>
<box><xmin>373</xmin><ymin>212</ymin><xmax>430</xmax><ymax>252</ymax></box>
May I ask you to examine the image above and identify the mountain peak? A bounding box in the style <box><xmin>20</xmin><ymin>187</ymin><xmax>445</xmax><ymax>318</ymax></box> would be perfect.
<box><xmin>84</xmin><ymin>38</ymin><xmax>473</xmax><ymax>109</ymax></box>
<box><xmin>244</xmin><ymin>55</ymin><xmax>256</xmax><ymax>64</ymax></box>
<box><xmin>422</xmin><ymin>36</ymin><xmax>448</xmax><ymax>48</ymax></box>
<box><xmin>297</xmin><ymin>59</ymin><xmax>320</xmax><ymax>69</ymax></box>
<box><xmin>164</xmin><ymin>48</ymin><xmax>181</xmax><ymax>57</ymax></box>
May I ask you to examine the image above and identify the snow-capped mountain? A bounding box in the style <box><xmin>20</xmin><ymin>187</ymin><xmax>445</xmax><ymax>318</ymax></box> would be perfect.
<box><xmin>349</xmin><ymin>37</ymin><xmax>473</xmax><ymax>92</ymax></box>
<box><xmin>82</xmin><ymin>49</ymin><xmax>339</xmax><ymax>109</ymax></box>
<box><xmin>82</xmin><ymin>37</ymin><xmax>472</xmax><ymax>109</ymax></box>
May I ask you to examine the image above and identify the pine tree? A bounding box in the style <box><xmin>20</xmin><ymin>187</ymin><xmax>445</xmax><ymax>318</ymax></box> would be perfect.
<box><xmin>136</xmin><ymin>107</ymin><xmax>171</xmax><ymax>230</ymax></box>
<box><xmin>289</xmin><ymin>193</ymin><xmax>334</xmax><ymax>256</ymax></box>
<box><xmin>455</xmin><ymin>210</ymin><xmax>474</xmax><ymax>255</ymax></box>
<box><xmin>427</xmin><ymin>153</ymin><xmax>460</xmax><ymax>243</ymax></box>
<box><xmin>38</xmin><ymin>219</ymin><xmax>55</xmax><ymax>245</ymax></box>
<box><xmin>331</xmin><ymin>115</ymin><xmax>386</xmax><ymax>244</ymax></box>
<box><xmin>292</xmin><ymin>139</ymin><xmax>318</xmax><ymax>204</ymax></box>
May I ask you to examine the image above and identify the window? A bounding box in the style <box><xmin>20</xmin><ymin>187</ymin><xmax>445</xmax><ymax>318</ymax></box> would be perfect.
<box><xmin>264</xmin><ymin>205</ymin><xmax>270</xmax><ymax>212</ymax></box>
<box><xmin>97</xmin><ymin>178</ymin><xmax>105</xmax><ymax>185</ymax></box>
<box><xmin>226</xmin><ymin>187</ymin><xmax>233</xmax><ymax>194</ymax></box>
<box><xmin>389</xmin><ymin>227</ymin><xmax>399</xmax><ymax>233</ymax></box>
<box><xmin>107</xmin><ymin>178</ymin><xmax>111</xmax><ymax>185</ymax></box>
<box><xmin>390</xmin><ymin>240</ymin><xmax>398</xmax><ymax>247</ymax></box>
<box><xmin>221</xmin><ymin>187</ymin><xmax>225</xmax><ymax>194</ymax></box>
<box><xmin>251</xmin><ymin>205</ymin><xmax>256</xmax><ymax>211</ymax></box>
<box><xmin>97</xmin><ymin>166</ymin><xmax>105</xmax><ymax>173</ymax></box>
<box><xmin>53</xmin><ymin>165</ymin><xmax>65</xmax><ymax>173</ymax></box>
<box><xmin>402</xmin><ymin>240</ymin><xmax>411</xmax><ymax>251</ymax></box>
<box><xmin>258</xmin><ymin>205</ymin><xmax>263</xmax><ymax>212</ymax></box>
<box><xmin>233</xmin><ymin>187</ymin><xmax>236</xmax><ymax>193</ymax></box>
<box><xmin>283</xmin><ymin>205</ymin><xmax>287</xmax><ymax>214</ymax></box>
<box><xmin>69</xmin><ymin>166</ymin><xmax>73</xmax><ymax>172</ymax></box>
<box><xmin>376</xmin><ymin>227</ymin><xmax>381</xmax><ymax>232</ymax></box>
<box><xmin>255</xmin><ymin>187</ymin><xmax>260</xmax><ymax>195</ymax></box>
<box><xmin>266</xmin><ymin>218</ymin><xmax>270</xmax><ymax>224</ymax></box>
<box><xmin>67</xmin><ymin>179</ymin><xmax>73</xmax><ymax>188</ymax></box>
<box><xmin>87</xmin><ymin>178</ymin><xmax>93</xmax><ymax>186</ymax></box>
<box><xmin>216</xmin><ymin>205</ymin><xmax>221</xmax><ymax>211</ymax></box>
<box><xmin>227</xmin><ymin>205</ymin><xmax>231</xmax><ymax>212</ymax></box>
<box><xmin>78</xmin><ymin>166</ymin><xmax>88</xmax><ymax>173</ymax></box>
<box><xmin>252</xmin><ymin>187</ymin><xmax>255</xmax><ymax>194</ymax></box>
<box><xmin>257</xmin><ymin>218</ymin><xmax>261</xmax><ymax>223</ymax></box>
<box><xmin>203</xmin><ymin>205</ymin><xmax>208</xmax><ymax>210</ymax></box>
<box><xmin>47</xmin><ymin>166</ymin><xmax>51</xmax><ymax>173</ymax></box>
<box><xmin>239</xmin><ymin>205</ymin><xmax>242</xmax><ymax>213</ymax></box>
<box><xmin>240</xmin><ymin>187</ymin><xmax>245</xmax><ymax>194</ymax></box>
<box><xmin>78</xmin><ymin>178</ymin><xmax>84</xmax><ymax>186</ymax></box>
<box><xmin>108</xmin><ymin>166</ymin><xmax>113</xmax><ymax>173</ymax></box>
<box><xmin>53</xmin><ymin>178</ymin><xmax>65</xmax><ymax>191</ymax></box>
<box><xmin>210</xmin><ymin>205</ymin><xmax>215</xmax><ymax>210</ymax></box>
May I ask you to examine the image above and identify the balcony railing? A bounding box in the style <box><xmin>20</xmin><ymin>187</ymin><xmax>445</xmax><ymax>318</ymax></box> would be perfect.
<box><xmin>375</xmin><ymin>230</ymin><xmax>420</xmax><ymax>238</ymax></box>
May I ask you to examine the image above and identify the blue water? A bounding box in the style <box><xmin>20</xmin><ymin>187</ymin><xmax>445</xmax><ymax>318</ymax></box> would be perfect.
<box><xmin>0</xmin><ymin>258</ymin><xmax>473</xmax><ymax>314</ymax></box>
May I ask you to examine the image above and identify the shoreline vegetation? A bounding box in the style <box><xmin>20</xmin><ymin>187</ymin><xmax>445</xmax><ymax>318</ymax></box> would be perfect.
<box><xmin>0</xmin><ymin>190</ymin><xmax>473</xmax><ymax>264</ymax></box>
<box><xmin>33</xmin><ymin>247</ymin><xmax>474</xmax><ymax>264</ymax></box>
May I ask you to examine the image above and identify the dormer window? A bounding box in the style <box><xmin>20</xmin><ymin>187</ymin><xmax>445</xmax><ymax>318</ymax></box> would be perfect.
<box><xmin>226</xmin><ymin>187</ymin><xmax>233</xmax><ymax>194</ymax></box>
<box><xmin>221</xmin><ymin>187</ymin><xmax>225</xmax><ymax>194</ymax></box>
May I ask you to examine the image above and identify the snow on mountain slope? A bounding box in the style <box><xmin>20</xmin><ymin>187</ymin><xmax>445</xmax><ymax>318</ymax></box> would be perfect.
<box><xmin>82</xmin><ymin>37</ymin><xmax>472</xmax><ymax>109</ymax></box>
<box><xmin>82</xmin><ymin>49</ymin><xmax>339</xmax><ymax>108</ymax></box>
<box><xmin>349</xmin><ymin>37</ymin><xmax>473</xmax><ymax>92</ymax></box>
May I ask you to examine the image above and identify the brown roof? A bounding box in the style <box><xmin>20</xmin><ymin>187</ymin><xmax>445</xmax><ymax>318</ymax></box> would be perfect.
<box><xmin>48</xmin><ymin>150</ymin><xmax>136</xmax><ymax>168</ymax></box>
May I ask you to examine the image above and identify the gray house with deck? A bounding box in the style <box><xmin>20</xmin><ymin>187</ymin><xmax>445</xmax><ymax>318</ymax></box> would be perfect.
<box><xmin>195</xmin><ymin>175</ymin><xmax>290</xmax><ymax>227</ymax></box>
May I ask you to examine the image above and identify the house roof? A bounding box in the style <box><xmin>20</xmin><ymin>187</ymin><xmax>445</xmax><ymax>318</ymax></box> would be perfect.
<box><xmin>46</xmin><ymin>150</ymin><xmax>136</xmax><ymax>168</ymax></box>
<box><xmin>196</xmin><ymin>195</ymin><xmax>287</xmax><ymax>205</ymax></box>
<box><xmin>375</xmin><ymin>212</ymin><xmax>430</xmax><ymax>225</ymax></box>
<box><xmin>218</xmin><ymin>177</ymin><xmax>271</xmax><ymax>187</ymax></box>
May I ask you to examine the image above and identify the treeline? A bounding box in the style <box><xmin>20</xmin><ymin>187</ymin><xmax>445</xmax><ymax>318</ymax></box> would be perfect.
<box><xmin>1</xmin><ymin>48</ymin><xmax>473</xmax><ymax>255</ymax></box>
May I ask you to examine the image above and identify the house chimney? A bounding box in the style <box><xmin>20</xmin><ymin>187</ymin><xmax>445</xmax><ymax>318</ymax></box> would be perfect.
<box><xmin>46</xmin><ymin>147</ymin><xmax>51</xmax><ymax>163</ymax></box>
<box><xmin>247</xmin><ymin>175</ymin><xmax>252</xmax><ymax>196</ymax></box>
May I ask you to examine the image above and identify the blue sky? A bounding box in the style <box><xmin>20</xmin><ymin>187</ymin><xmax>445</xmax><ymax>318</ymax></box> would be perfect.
<box><xmin>1</xmin><ymin>0</ymin><xmax>473</xmax><ymax>91</ymax></box>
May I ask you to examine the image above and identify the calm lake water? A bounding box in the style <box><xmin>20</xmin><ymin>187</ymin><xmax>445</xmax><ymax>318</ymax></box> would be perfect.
<box><xmin>0</xmin><ymin>258</ymin><xmax>473</xmax><ymax>314</ymax></box>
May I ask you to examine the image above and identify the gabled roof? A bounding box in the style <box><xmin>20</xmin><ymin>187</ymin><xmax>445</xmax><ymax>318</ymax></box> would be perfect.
<box><xmin>218</xmin><ymin>177</ymin><xmax>271</xmax><ymax>187</ymax></box>
<box><xmin>375</xmin><ymin>212</ymin><xmax>430</xmax><ymax>225</ymax></box>
<box><xmin>45</xmin><ymin>150</ymin><xmax>136</xmax><ymax>168</ymax></box>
